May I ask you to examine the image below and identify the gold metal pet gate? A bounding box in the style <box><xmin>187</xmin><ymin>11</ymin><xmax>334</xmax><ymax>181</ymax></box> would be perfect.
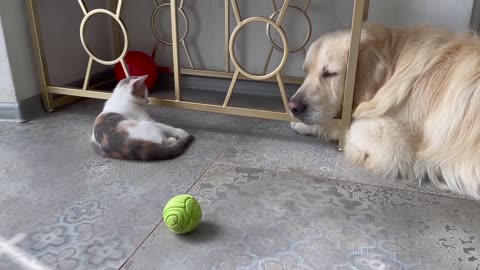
<box><xmin>26</xmin><ymin>0</ymin><xmax>369</xmax><ymax>150</ymax></box>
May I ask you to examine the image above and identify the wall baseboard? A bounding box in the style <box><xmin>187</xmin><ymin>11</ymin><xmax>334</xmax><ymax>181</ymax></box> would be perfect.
<box><xmin>0</xmin><ymin>94</ymin><xmax>43</xmax><ymax>122</ymax></box>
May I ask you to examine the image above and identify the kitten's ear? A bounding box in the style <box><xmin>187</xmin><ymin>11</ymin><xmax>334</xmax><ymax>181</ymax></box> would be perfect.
<box><xmin>129</xmin><ymin>75</ymin><xmax>148</xmax><ymax>97</ymax></box>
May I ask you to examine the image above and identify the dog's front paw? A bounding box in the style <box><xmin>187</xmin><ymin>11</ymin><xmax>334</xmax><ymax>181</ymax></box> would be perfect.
<box><xmin>290</xmin><ymin>122</ymin><xmax>315</xmax><ymax>136</ymax></box>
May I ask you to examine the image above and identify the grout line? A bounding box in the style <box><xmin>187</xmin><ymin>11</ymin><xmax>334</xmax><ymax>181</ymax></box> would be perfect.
<box><xmin>0</xmin><ymin>123</ymin><xmax>22</xmax><ymax>134</ymax></box>
<box><xmin>184</xmin><ymin>136</ymin><xmax>239</xmax><ymax>194</ymax></box>
<box><xmin>117</xmin><ymin>135</ymin><xmax>238</xmax><ymax>270</ymax></box>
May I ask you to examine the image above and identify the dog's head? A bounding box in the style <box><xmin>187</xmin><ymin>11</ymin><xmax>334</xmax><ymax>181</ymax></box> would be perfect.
<box><xmin>289</xmin><ymin>26</ymin><xmax>387</xmax><ymax>125</ymax></box>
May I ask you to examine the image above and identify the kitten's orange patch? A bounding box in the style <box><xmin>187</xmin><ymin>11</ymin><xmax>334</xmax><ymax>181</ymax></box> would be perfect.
<box><xmin>110</xmin><ymin>152</ymin><xmax>123</xmax><ymax>159</ymax></box>
<box><xmin>93</xmin><ymin>114</ymin><xmax>106</xmax><ymax>126</ymax></box>
<box><xmin>101</xmin><ymin>135</ymin><xmax>110</xmax><ymax>147</ymax></box>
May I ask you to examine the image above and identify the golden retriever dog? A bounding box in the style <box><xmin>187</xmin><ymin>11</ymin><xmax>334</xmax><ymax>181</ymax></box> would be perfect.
<box><xmin>289</xmin><ymin>23</ymin><xmax>480</xmax><ymax>199</ymax></box>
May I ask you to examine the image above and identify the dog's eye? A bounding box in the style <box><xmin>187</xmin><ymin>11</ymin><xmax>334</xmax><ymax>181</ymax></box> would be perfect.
<box><xmin>322</xmin><ymin>71</ymin><xmax>338</xmax><ymax>78</ymax></box>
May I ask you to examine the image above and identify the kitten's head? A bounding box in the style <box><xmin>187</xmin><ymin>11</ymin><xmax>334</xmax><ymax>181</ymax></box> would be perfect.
<box><xmin>113</xmin><ymin>75</ymin><xmax>149</xmax><ymax>105</ymax></box>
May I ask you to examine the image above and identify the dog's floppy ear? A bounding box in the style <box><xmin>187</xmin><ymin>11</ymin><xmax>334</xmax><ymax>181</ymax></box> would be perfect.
<box><xmin>358</xmin><ymin>44</ymin><xmax>389</xmax><ymax>85</ymax></box>
<box><xmin>345</xmin><ymin>29</ymin><xmax>391</xmax><ymax>105</ymax></box>
<box><xmin>343</xmin><ymin>27</ymin><xmax>374</xmax><ymax>63</ymax></box>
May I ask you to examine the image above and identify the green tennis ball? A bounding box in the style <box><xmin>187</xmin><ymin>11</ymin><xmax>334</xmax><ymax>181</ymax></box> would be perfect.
<box><xmin>163</xmin><ymin>194</ymin><xmax>202</xmax><ymax>234</ymax></box>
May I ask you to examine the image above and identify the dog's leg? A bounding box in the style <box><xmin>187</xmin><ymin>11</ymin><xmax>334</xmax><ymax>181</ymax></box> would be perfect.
<box><xmin>344</xmin><ymin>117</ymin><xmax>415</xmax><ymax>178</ymax></box>
<box><xmin>290</xmin><ymin>122</ymin><xmax>339</xmax><ymax>141</ymax></box>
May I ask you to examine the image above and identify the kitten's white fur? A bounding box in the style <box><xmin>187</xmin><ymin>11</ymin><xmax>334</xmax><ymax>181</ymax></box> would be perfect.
<box><xmin>101</xmin><ymin>75</ymin><xmax>188</xmax><ymax>144</ymax></box>
<box><xmin>91</xmin><ymin>75</ymin><xmax>192</xmax><ymax>160</ymax></box>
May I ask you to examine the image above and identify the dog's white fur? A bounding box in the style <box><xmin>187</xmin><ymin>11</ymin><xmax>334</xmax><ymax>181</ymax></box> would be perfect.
<box><xmin>291</xmin><ymin>23</ymin><xmax>480</xmax><ymax>199</ymax></box>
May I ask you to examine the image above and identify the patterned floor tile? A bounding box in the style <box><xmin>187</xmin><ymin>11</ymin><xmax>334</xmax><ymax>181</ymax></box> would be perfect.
<box><xmin>216</xmin><ymin>135</ymin><xmax>469</xmax><ymax>199</ymax></box>
<box><xmin>0</xmin><ymin>113</ymin><xmax>235</xmax><ymax>270</ymax></box>
<box><xmin>123</xmin><ymin>163</ymin><xmax>480</xmax><ymax>270</ymax></box>
<box><xmin>2</xmin><ymin>99</ymin><xmax>479</xmax><ymax>270</ymax></box>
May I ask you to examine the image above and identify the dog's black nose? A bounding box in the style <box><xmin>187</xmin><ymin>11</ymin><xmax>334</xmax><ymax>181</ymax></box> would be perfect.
<box><xmin>288</xmin><ymin>99</ymin><xmax>306</xmax><ymax>115</ymax></box>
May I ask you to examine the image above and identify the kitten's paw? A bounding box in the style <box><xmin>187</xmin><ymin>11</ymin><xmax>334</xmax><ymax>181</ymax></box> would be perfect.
<box><xmin>166</xmin><ymin>137</ymin><xmax>177</xmax><ymax>143</ymax></box>
<box><xmin>290</xmin><ymin>122</ymin><xmax>315</xmax><ymax>136</ymax></box>
<box><xmin>171</xmin><ymin>128</ymin><xmax>188</xmax><ymax>139</ymax></box>
<box><xmin>176</xmin><ymin>130</ymin><xmax>194</xmax><ymax>142</ymax></box>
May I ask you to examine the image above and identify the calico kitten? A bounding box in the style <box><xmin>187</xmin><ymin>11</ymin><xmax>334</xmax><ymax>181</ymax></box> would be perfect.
<box><xmin>90</xmin><ymin>75</ymin><xmax>193</xmax><ymax>160</ymax></box>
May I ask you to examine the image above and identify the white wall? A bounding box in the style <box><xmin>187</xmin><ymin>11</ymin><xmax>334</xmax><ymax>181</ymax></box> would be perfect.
<box><xmin>0</xmin><ymin>1</ymin><xmax>40</xmax><ymax>102</ymax></box>
<box><xmin>36</xmin><ymin>0</ymin><xmax>114</xmax><ymax>86</ymax></box>
<box><xmin>370</xmin><ymin>0</ymin><xmax>474</xmax><ymax>31</ymax></box>
<box><xmin>0</xmin><ymin>19</ymin><xmax>16</xmax><ymax>103</ymax></box>
<box><xmin>0</xmin><ymin>0</ymin><xmax>115</xmax><ymax>104</ymax></box>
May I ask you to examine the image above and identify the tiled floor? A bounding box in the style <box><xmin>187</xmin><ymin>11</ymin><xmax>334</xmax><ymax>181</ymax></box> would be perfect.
<box><xmin>1</xmin><ymin>99</ymin><xmax>479</xmax><ymax>270</ymax></box>
<box><xmin>0</xmin><ymin>122</ymin><xmax>19</xmax><ymax>133</ymax></box>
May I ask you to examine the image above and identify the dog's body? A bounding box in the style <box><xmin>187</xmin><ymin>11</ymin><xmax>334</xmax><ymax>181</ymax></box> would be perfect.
<box><xmin>289</xmin><ymin>23</ymin><xmax>480</xmax><ymax>199</ymax></box>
